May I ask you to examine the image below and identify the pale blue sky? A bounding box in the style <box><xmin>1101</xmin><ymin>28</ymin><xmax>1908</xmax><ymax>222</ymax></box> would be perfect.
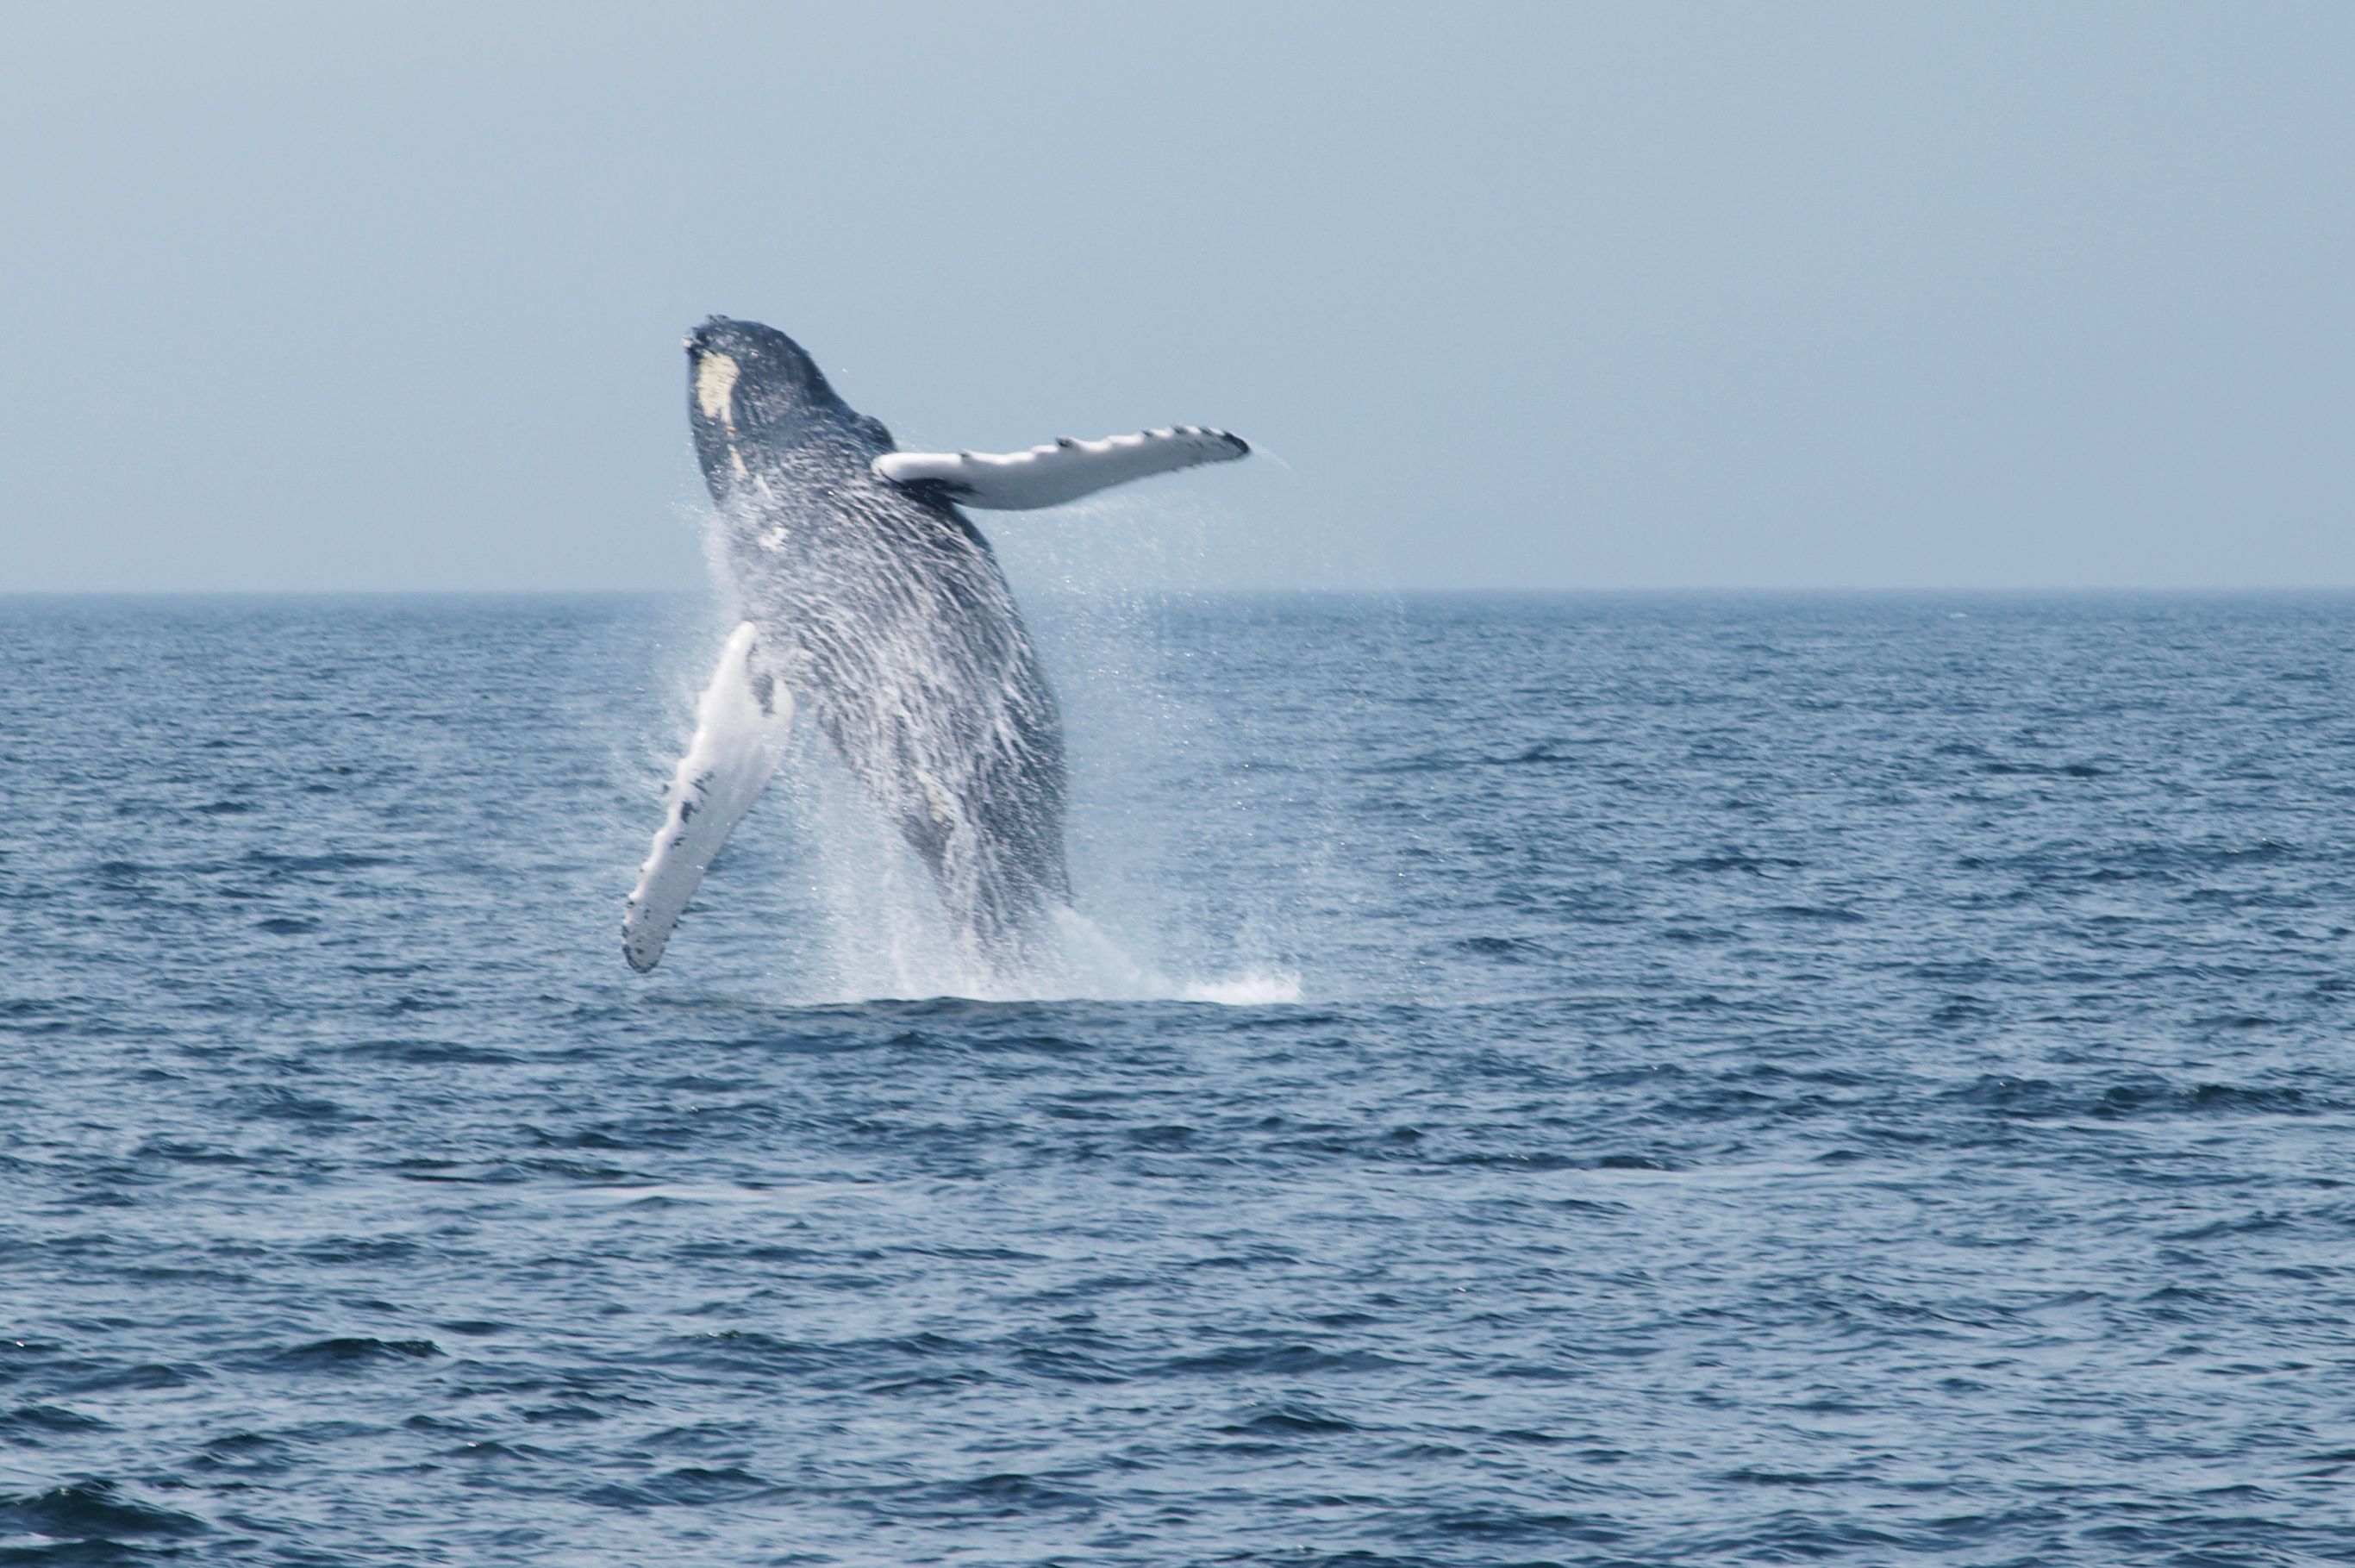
<box><xmin>4</xmin><ymin>3</ymin><xmax>2350</xmax><ymax>591</ymax></box>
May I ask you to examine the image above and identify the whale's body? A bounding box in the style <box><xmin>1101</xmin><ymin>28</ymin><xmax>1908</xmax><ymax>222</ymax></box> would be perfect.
<box><xmin>624</xmin><ymin>318</ymin><xmax>1248</xmax><ymax>978</ymax></box>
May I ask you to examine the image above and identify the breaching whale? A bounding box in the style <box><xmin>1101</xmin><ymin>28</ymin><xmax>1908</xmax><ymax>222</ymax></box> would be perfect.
<box><xmin>624</xmin><ymin>317</ymin><xmax>1251</xmax><ymax>977</ymax></box>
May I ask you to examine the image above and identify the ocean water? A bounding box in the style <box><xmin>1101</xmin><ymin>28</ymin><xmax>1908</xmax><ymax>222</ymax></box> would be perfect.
<box><xmin>5</xmin><ymin>590</ymin><xmax>2355</xmax><ymax>1566</ymax></box>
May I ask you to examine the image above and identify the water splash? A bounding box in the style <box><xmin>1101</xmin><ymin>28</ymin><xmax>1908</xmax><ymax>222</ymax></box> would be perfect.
<box><xmin>631</xmin><ymin>492</ymin><xmax>1315</xmax><ymax>1005</ymax></box>
<box><xmin>1043</xmin><ymin>908</ymin><xmax>1303</xmax><ymax>1005</ymax></box>
<box><xmin>746</xmin><ymin>715</ymin><xmax>1302</xmax><ymax>1005</ymax></box>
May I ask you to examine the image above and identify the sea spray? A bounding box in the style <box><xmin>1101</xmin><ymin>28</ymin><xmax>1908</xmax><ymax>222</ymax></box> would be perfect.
<box><xmin>628</xmin><ymin>486</ymin><xmax>1315</xmax><ymax>1003</ymax></box>
<box><xmin>734</xmin><ymin>590</ymin><xmax>1307</xmax><ymax>1004</ymax></box>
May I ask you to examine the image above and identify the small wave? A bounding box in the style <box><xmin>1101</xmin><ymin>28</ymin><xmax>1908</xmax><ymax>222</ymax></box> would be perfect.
<box><xmin>901</xmin><ymin>1471</ymin><xmax>1097</xmax><ymax>1517</ymax></box>
<box><xmin>1760</xmin><ymin>903</ymin><xmax>1868</xmax><ymax>924</ymax></box>
<box><xmin>1979</xmin><ymin>759</ymin><xmax>2110</xmax><ymax>778</ymax></box>
<box><xmin>1217</xmin><ymin>1401</ymin><xmax>1357</xmax><ymax>1436</ymax></box>
<box><xmin>1670</xmin><ymin>852</ymin><xmax>1806</xmax><ymax>875</ymax></box>
<box><xmin>1157</xmin><ymin>1344</ymin><xmax>1398</xmax><ymax>1376</ymax></box>
<box><xmin>240</xmin><ymin>851</ymin><xmax>395</xmax><ymax>876</ymax></box>
<box><xmin>587</xmin><ymin>1465</ymin><xmax>778</xmax><ymax>1509</ymax></box>
<box><xmin>0</xmin><ymin>1481</ymin><xmax>206</xmax><ymax>1541</ymax></box>
<box><xmin>265</xmin><ymin>1337</ymin><xmax>443</xmax><ymax>1370</ymax></box>
<box><xmin>60</xmin><ymin>1362</ymin><xmax>205</xmax><ymax>1394</ymax></box>
<box><xmin>0</xmin><ymin>1405</ymin><xmax>111</xmax><ymax>1436</ymax></box>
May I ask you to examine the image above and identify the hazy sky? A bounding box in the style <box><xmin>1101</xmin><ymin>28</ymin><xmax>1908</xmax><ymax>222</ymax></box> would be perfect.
<box><xmin>4</xmin><ymin>3</ymin><xmax>2351</xmax><ymax>592</ymax></box>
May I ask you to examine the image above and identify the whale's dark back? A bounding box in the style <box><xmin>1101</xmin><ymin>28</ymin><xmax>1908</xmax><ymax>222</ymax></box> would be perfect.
<box><xmin>685</xmin><ymin>318</ymin><xmax>1067</xmax><ymax>971</ymax></box>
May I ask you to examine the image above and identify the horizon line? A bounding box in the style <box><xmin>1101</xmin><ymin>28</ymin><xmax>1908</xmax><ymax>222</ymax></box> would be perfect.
<box><xmin>9</xmin><ymin>584</ymin><xmax>2355</xmax><ymax>601</ymax></box>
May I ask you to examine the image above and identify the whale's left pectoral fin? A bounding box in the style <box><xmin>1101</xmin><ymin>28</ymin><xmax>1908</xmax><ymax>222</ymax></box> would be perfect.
<box><xmin>624</xmin><ymin>622</ymin><xmax>793</xmax><ymax>972</ymax></box>
<box><xmin>873</xmin><ymin>425</ymin><xmax>1250</xmax><ymax>510</ymax></box>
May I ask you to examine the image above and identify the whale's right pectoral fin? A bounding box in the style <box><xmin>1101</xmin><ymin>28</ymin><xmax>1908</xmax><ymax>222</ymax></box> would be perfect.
<box><xmin>623</xmin><ymin>622</ymin><xmax>793</xmax><ymax>972</ymax></box>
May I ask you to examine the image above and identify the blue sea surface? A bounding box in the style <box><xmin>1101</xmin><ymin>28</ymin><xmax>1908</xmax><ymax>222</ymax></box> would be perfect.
<box><xmin>5</xmin><ymin>591</ymin><xmax>2355</xmax><ymax>1565</ymax></box>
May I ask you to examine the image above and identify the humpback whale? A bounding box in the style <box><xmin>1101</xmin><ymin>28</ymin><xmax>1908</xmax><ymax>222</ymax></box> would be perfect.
<box><xmin>624</xmin><ymin>318</ymin><xmax>1251</xmax><ymax>977</ymax></box>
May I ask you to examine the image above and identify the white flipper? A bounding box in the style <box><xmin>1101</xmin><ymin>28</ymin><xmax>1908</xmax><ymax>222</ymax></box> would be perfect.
<box><xmin>872</xmin><ymin>426</ymin><xmax>1250</xmax><ymax>510</ymax></box>
<box><xmin>623</xmin><ymin>622</ymin><xmax>793</xmax><ymax>972</ymax></box>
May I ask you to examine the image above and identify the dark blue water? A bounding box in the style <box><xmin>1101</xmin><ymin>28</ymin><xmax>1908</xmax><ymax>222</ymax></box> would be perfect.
<box><xmin>6</xmin><ymin>592</ymin><xmax>2355</xmax><ymax>1565</ymax></box>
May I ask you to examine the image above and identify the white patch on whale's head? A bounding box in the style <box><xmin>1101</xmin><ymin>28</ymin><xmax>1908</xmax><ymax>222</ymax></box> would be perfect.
<box><xmin>696</xmin><ymin>352</ymin><xmax>740</xmax><ymax>427</ymax></box>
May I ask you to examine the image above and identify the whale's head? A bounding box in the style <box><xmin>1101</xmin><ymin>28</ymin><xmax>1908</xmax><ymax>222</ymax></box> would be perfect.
<box><xmin>684</xmin><ymin>318</ymin><xmax>890</xmax><ymax>506</ymax></box>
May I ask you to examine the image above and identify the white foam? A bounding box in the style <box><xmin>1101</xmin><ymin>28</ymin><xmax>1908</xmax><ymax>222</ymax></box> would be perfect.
<box><xmin>1034</xmin><ymin>907</ymin><xmax>1302</xmax><ymax>1005</ymax></box>
<box><xmin>737</xmin><ymin>851</ymin><xmax>1302</xmax><ymax>1004</ymax></box>
<box><xmin>1176</xmin><ymin>972</ymin><xmax>1305</xmax><ymax>1006</ymax></box>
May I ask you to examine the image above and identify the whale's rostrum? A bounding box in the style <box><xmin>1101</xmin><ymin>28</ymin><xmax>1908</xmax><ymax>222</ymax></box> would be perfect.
<box><xmin>624</xmin><ymin>317</ymin><xmax>1252</xmax><ymax>980</ymax></box>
